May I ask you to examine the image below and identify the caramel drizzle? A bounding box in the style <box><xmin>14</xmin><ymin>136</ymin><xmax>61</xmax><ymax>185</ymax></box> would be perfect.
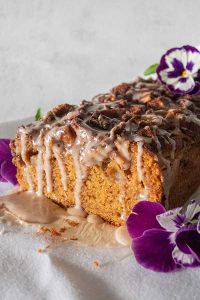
<box><xmin>136</xmin><ymin>140</ymin><xmax>149</xmax><ymax>198</ymax></box>
<box><xmin>43</xmin><ymin>131</ymin><xmax>53</xmax><ymax>193</ymax></box>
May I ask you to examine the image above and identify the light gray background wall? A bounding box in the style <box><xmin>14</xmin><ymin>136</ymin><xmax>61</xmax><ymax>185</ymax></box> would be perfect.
<box><xmin>0</xmin><ymin>0</ymin><xmax>199</xmax><ymax>122</ymax></box>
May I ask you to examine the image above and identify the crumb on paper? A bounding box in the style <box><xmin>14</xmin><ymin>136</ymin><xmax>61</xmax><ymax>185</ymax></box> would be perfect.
<box><xmin>92</xmin><ymin>260</ymin><xmax>101</xmax><ymax>269</ymax></box>
<box><xmin>38</xmin><ymin>226</ymin><xmax>51</xmax><ymax>234</ymax></box>
<box><xmin>37</xmin><ymin>248</ymin><xmax>43</xmax><ymax>254</ymax></box>
<box><xmin>50</xmin><ymin>228</ymin><xmax>61</xmax><ymax>236</ymax></box>
<box><xmin>70</xmin><ymin>236</ymin><xmax>78</xmax><ymax>241</ymax></box>
<box><xmin>59</xmin><ymin>227</ymin><xmax>67</xmax><ymax>233</ymax></box>
<box><xmin>38</xmin><ymin>226</ymin><xmax>61</xmax><ymax>237</ymax></box>
<box><xmin>37</xmin><ymin>244</ymin><xmax>51</xmax><ymax>253</ymax></box>
<box><xmin>64</xmin><ymin>219</ymin><xmax>79</xmax><ymax>227</ymax></box>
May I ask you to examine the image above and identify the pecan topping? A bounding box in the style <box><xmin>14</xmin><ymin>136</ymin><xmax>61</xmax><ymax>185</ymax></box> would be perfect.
<box><xmin>19</xmin><ymin>77</ymin><xmax>200</xmax><ymax>154</ymax></box>
<box><xmin>112</xmin><ymin>83</ymin><xmax>130</xmax><ymax>95</ymax></box>
<box><xmin>61</xmin><ymin>126</ymin><xmax>76</xmax><ymax>145</ymax></box>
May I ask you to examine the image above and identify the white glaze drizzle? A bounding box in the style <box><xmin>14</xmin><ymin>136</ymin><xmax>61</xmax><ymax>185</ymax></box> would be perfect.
<box><xmin>132</xmin><ymin>136</ymin><xmax>150</xmax><ymax>199</ymax></box>
<box><xmin>118</xmin><ymin>188</ymin><xmax>126</xmax><ymax>220</ymax></box>
<box><xmin>0</xmin><ymin>190</ymin><xmax>125</xmax><ymax>248</ymax></box>
<box><xmin>136</xmin><ymin>140</ymin><xmax>149</xmax><ymax>199</ymax></box>
<box><xmin>87</xmin><ymin>214</ymin><xmax>104</xmax><ymax>224</ymax></box>
<box><xmin>67</xmin><ymin>207</ymin><xmax>87</xmax><ymax>218</ymax></box>
<box><xmin>44</xmin><ymin>133</ymin><xmax>53</xmax><ymax>193</ymax></box>
<box><xmin>115</xmin><ymin>225</ymin><xmax>131</xmax><ymax>246</ymax></box>
<box><xmin>72</xmin><ymin>143</ymin><xmax>85</xmax><ymax>209</ymax></box>
<box><xmin>136</xmin><ymin>141</ymin><xmax>144</xmax><ymax>183</ymax></box>
<box><xmin>35</xmin><ymin>124</ymin><xmax>68</xmax><ymax>194</ymax></box>
<box><xmin>115</xmin><ymin>137</ymin><xmax>131</xmax><ymax>170</ymax></box>
<box><xmin>20</xmin><ymin>132</ymin><xmax>34</xmax><ymax>191</ymax></box>
<box><xmin>36</xmin><ymin>132</ymin><xmax>44</xmax><ymax>196</ymax></box>
<box><xmin>0</xmin><ymin>191</ymin><xmax>65</xmax><ymax>224</ymax></box>
<box><xmin>70</xmin><ymin>128</ymin><xmax>113</xmax><ymax>209</ymax></box>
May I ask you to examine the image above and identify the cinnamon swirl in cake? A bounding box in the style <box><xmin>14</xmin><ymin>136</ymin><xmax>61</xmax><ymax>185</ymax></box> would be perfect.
<box><xmin>11</xmin><ymin>78</ymin><xmax>200</xmax><ymax>225</ymax></box>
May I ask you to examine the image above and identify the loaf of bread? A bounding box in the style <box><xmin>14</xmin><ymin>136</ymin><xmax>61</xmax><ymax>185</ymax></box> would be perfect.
<box><xmin>11</xmin><ymin>78</ymin><xmax>200</xmax><ymax>225</ymax></box>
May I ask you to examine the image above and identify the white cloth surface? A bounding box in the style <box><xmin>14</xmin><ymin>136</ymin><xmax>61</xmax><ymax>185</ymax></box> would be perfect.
<box><xmin>0</xmin><ymin>119</ymin><xmax>200</xmax><ymax>300</ymax></box>
<box><xmin>1</xmin><ymin>223</ymin><xmax>200</xmax><ymax>300</ymax></box>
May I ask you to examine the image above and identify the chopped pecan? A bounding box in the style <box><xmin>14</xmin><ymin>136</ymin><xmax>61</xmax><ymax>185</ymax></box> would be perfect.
<box><xmin>44</xmin><ymin>104</ymin><xmax>75</xmax><ymax>122</ymax></box>
<box><xmin>129</xmin><ymin>105</ymin><xmax>144</xmax><ymax>115</ymax></box>
<box><xmin>138</xmin><ymin>126</ymin><xmax>155</xmax><ymax>138</ymax></box>
<box><xmin>61</xmin><ymin>126</ymin><xmax>76</xmax><ymax>144</ymax></box>
<box><xmin>148</xmin><ymin>97</ymin><xmax>171</xmax><ymax>109</ymax></box>
<box><xmin>112</xmin><ymin>83</ymin><xmax>130</xmax><ymax>95</ymax></box>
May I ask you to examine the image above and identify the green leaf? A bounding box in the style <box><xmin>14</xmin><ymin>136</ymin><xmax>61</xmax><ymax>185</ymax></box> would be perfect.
<box><xmin>35</xmin><ymin>108</ymin><xmax>42</xmax><ymax>121</ymax></box>
<box><xmin>189</xmin><ymin>219</ymin><xmax>199</xmax><ymax>225</ymax></box>
<box><xmin>144</xmin><ymin>63</ymin><xmax>159</xmax><ymax>76</ymax></box>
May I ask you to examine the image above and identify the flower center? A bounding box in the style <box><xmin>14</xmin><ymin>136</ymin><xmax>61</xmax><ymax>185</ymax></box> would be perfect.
<box><xmin>181</xmin><ymin>69</ymin><xmax>187</xmax><ymax>77</ymax></box>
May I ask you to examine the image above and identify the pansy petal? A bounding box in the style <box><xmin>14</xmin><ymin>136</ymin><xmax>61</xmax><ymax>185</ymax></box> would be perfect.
<box><xmin>1</xmin><ymin>160</ymin><xmax>17</xmax><ymax>185</ymax></box>
<box><xmin>168</xmin><ymin>59</ymin><xmax>184</xmax><ymax>78</ymax></box>
<box><xmin>197</xmin><ymin>216</ymin><xmax>200</xmax><ymax>234</ymax></box>
<box><xmin>185</xmin><ymin>200</ymin><xmax>200</xmax><ymax>222</ymax></box>
<box><xmin>126</xmin><ymin>201</ymin><xmax>165</xmax><ymax>239</ymax></box>
<box><xmin>157</xmin><ymin>49</ymin><xmax>176</xmax><ymax>84</ymax></box>
<box><xmin>194</xmin><ymin>69</ymin><xmax>200</xmax><ymax>82</ymax></box>
<box><xmin>183</xmin><ymin>45</ymin><xmax>200</xmax><ymax>53</ymax></box>
<box><xmin>186</xmin><ymin>61</ymin><xmax>194</xmax><ymax>72</ymax></box>
<box><xmin>189</xmin><ymin>81</ymin><xmax>200</xmax><ymax>95</ymax></box>
<box><xmin>168</xmin><ymin>83</ymin><xmax>195</xmax><ymax>95</ymax></box>
<box><xmin>156</xmin><ymin>207</ymin><xmax>183</xmax><ymax>232</ymax></box>
<box><xmin>0</xmin><ymin>139</ymin><xmax>12</xmax><ymax>164</ymax></box>
<box><xmin>174</xmin><ymin>75</ymin><xmax>195</xmax><ymax>92</ymax></box>
<box><xmin>132</xmin><ymin>229</ymin><xmax>178</xmax><ymax>272</ymax></box>
<box><xmin>0</xmin><ymin>172</ymin><xmax>7</xmax><ymax>182</ymax></box>
<box><xmin>186</xmin><ymin>51</ymin><xmax>200</xmax><ymax>74</ymax></box>
<box><xmin>166</xmin><ymin>49</ymin><xmax>187</xmax><ymax>69</ymax></box>
<box><xmin>172</xmin><ymin>246</ymin><xmax>197</xmax><ymax>267</ymax></box>
<box><xmin>159</xmin><ymin>69</ymin><xmax>180</xmax><ymax>85</ymax></box>
<box><xmin>175</xmin><ymin>224</ymin><xmax>200</xmax><ymax>263</ymax></box>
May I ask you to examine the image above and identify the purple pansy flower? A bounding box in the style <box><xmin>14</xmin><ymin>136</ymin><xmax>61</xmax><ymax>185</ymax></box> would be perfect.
<box><xmin>0</xmin><ymin>139</ymin><xmax>17</xmax><ymax>185</ymax></box>
<box><xmin>157</xmin><ymin>45</ymin><xmax>200</xmax><ymax>95</ymax></box>
<box><xmin>126</xmin><ymin>200</ymin><xmax>200</xmax><ymax>272</ymax></box>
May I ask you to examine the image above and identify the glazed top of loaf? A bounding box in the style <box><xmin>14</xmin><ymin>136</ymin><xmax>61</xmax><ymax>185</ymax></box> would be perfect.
<box><xmin>19</xmin><ymin>77</ymin><xmax>200</xmax><ymax>155</ymax></box>
<box><xmin>13</xmin><ymin>77</ymin><xmax>200</xmax><ymax>210</ymax></box>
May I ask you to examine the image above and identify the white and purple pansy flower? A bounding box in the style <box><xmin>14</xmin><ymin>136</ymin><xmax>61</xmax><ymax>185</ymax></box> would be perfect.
<box><xmin>157</xmin><ymin>45</ymin><xmax>200</xmax><ymax>95</ymax></box>
<box><xmin>126</xmin><ymin>200</ymin><xmax>200</xmax><ymax>273</ymax></box>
